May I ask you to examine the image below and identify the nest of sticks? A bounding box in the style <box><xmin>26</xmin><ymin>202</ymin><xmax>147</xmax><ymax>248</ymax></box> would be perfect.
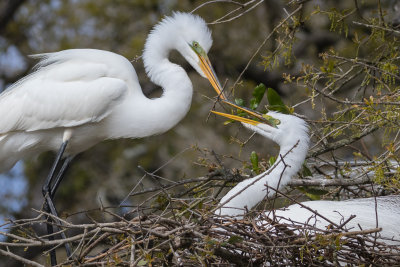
<box><xmin>1</xmin><ymin>181</ymin><xmax>399</xmax><ymax>267</ymax></box>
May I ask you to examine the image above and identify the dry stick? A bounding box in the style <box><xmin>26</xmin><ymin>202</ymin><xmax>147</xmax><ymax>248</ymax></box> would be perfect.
<box><xmin>192</xmin><ymin>0</ymin><xmax>264</xmax><ymax>25</ymax></box>
<box><xmin>123</xmin><ymin>168</ymin><xmax>376</xmax><ymax>199</ymax></box>
<box><xmin>310</xmin><ymin>108</ymin><xmax>368</xmax><ymax>150</ymax></box>
<box><xmin>269</xmin><ymin>153</ymin><xmax>289</xmax><ymax>218</ymax></box>
<box><xmin>230</xmin><ymin>4</ymin><xmax>303</xmax><ymax>95</ymax></box>
<box><xmin>120</xmin><ymin>146</ymin><xmax>191</xmax><ymax>206</ymax></box>
<box><xmin>337</xmin><ymin>215</ymin><xmax>356</xmax><ymax>229</ymax></box>
<box><xmin>0</xmin><ymin>224</ymin><xmax>124</xmax><ymax>248</ymax></box>
<box><xmin>309</xmin><ymin>125</ymin><xmax>379</xmax><ymax>158</ymax></box>
<box><xmin>191</xmin><ymin>0</ymin><xmax>245</xmax><ymax>13</ymax></box>
<box><xmin>83</xmin><ymin>241</ymin><xmax>129</xmax><ymax>263</ymax></box>
<box><xmin>265</xmin><ymin>184</ymin><xmax>341</xmax><ymax>229</ymax></box>
<box><xmin>210</xmin><ymin>0</ymin><xmax>264</xmax><ymax>24</ymax></box>
<box><xmin>288</xmin><ymin>175</ymin><xmax>372</xmax><ymax>187</ymax></box>
<box><xmin>293</xmin><ymin>228</ymin><xmax>382</xmax><ymax>244</ymax></box>
<box><xmin>325</xmin><ymin>54</ymin><xmax>400</xmax><ymax>81</ymax></box>
<box><xmin>0</xmin><ymin>248</ymin><xmax>44</xmax><ymax>267</ymax></box>
<box><xmin>82</xmin><ymin>224</ymin><xmax>179</xmax><ymax>265</ymax></box>
<box><xmin>353</xmin><ymin>21</ymin><xmax>400</xmax><ymax>35</ymax></box>
<box><xmin>129</xmin><ymin>235</ymin><xmax>135</xmax><ymax>267</ymax></box>
<box><xmin>79</xmin><ymin>230</ymin><xmax>109</xmax><ymax>259</ymax></box>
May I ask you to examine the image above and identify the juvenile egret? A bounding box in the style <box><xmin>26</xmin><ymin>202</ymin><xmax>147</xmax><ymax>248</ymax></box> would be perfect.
<box><xmin>213</xmin><ymin>103</ymin><xmax>400</xmax><ymax>244</ymax></box>
<box><xmin>213</xmin><ymin>103</ymin><xmax>309</xmax><ymax>218</ymax></box>
<box><xmin>0</xmin><ymin>12</ymin><xmax>224</xmax><ymax>264</ymax></box>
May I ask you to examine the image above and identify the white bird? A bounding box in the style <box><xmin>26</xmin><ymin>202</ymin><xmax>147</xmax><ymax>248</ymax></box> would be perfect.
<box><xmin>213</xmin><ymin>103</ymin><xmax>309</xmax><ymax>217</ymax></box>
<box><xmin>213</xmin><ymin>102</ymin><xmax>400</xmax><ymax>244</ymax></box>
<box><xmin>0</xmin><ymin>12</ymin><xmax>224</xmax><ymax>265</ymax></box>
<box><xmin>0</xmin><ymin>12</ymin><xmax>223</xmax><ymax>173</ymax></box>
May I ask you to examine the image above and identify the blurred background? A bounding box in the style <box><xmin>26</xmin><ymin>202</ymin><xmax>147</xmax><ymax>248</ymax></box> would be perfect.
<box><xmin>1</xmin><ymin>0</ymin><xmax>400</xmax><ymax>265</ymax></box>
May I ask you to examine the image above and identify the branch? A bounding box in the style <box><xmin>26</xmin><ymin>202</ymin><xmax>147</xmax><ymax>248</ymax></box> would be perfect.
<box><xmin>293</xmin><ymin>228</ymin><xmax>382</xmax><ymax>244</ymax></box>
<box><xmin>0</xmin><ymin>248</ymin><xmax>44</xmax><ymax>267</ymax></box>
<box><xmin>309</xmin><ymin>125</ymin><xmax>380</xmax><ymax>157</ymax></box>
<box><xmin>288</xmin><ymin>175</ymin><xmax>373</xmax><ymax>187</ymax></box>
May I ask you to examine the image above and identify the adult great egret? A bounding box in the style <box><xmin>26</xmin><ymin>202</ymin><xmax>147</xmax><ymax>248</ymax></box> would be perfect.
<box><xmin>213</xmin><ymin>103</ymin><xmax>400</xmax><ymax>244</ymax></box>
<box><xmin>0</xmin><ymin>12</ymin><xmax>224</xmax><ymax>264</ymax></box>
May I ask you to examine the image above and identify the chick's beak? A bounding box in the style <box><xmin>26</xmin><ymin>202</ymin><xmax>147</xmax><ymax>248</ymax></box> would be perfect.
<box><xmin>212</xmin><ymin>100</ymin><xmax>280</xmax><ymax>128</ymax></box>
<box><xmin>211</xmin><ymin>110</ymin><xmax>260</xmax><ymax>125</ymax></box>
<box><xmin>220</xmin><ymin>100</ymin><xmax>266</xmax><ymax>122</ymax></box>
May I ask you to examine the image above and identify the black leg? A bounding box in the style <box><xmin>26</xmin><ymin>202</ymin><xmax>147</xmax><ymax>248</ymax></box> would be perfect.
<box><xmin>51</xmin><ymin>156</ymin><xmax>74</xmax><ymax>199</ymax></box>
<box><xmin>42</xmin><ymin>141</ymin><xmax>69</xmax><ymax>198</ymax></box>
<box><xmin>44</xmin><ymin>192</ymin><xmax>72</xmax><ymax>258</ymax></box>
<box><xmin>42</xmin><ymin>141</ymin><xmax>72</xmax><ymax>265</ymax></box>
<box><xmin>45</xmin><ymin>201</ymin><xmax>57</xmax><ymax>266</ymax></box>
<box><xmin>50</xmin><ymin>155</ymin><xmax>74</xmax><ymax>259</ymax></box>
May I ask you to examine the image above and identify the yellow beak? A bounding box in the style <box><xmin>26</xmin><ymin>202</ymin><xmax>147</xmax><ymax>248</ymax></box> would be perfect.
<box><xmin>210</xmin><ymin>110</ymin><xmax>260</xmax><ymax>125</ymax></box>
<box><xmin>212</xmin><ymin>99</ymin><xmax>279</xmax><ymax>127</ymax></box>
<box><xmin>198</xmin><ymin>54</ymin><xmax>226</xmax><ymax>100</ymax></box>
<box><xmin>220</xmin><ymin>100</ymin><xmax>267</xmax><ymax>123</ymax></box>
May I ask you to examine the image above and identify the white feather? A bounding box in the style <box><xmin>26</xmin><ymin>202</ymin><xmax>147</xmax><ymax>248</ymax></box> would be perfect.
<box><xmin>0</xmin><ymin>13</ymin><xmax>216</xmax><ymax>172</ymax></box>
<box><xmin>216</xmin><ymin>112</ymin><xmax>310</xmax><ymax>217</ymax></box>
<box><xmin>215</xmin><ymin>111</ymin><xmax>400</xmax><ymax>244</ymax></box>
<box><xmin>270</xmin><ymin>195</ymin><xmax>400</xmax><ymax>244</ymax></box>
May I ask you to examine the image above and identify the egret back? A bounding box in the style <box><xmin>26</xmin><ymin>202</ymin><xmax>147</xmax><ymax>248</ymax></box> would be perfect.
<box><xmin>0</xmin><ymin>49</ymin><xmax>141</xmax><ymax>134</ymax></box>
<box><xmin>271</xmin><ymin>195</ymin><xmax>400</xmax><ymax>244</ymax></box>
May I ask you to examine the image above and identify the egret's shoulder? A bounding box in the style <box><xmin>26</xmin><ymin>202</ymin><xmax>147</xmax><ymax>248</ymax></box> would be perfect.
<box><xmin>31</xmin><ymin>49</ymin><xmax>129</xmax><ymax>66</ymax></box>
<box><xmin>1</xmin><ymin>49</ymin><xmax>138</xmax><ymax>97</ymax></box>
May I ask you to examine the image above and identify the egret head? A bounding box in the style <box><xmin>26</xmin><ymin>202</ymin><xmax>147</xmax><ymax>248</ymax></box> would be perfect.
<box><xmin>143</xmin><ymin>12</ymin><xmax>225</xmax><ymax>99</ymax></box>
<box><xmin>212</xmin><ymin>101</ymin><xmax>309</xmax><ymax>148</ymax></box>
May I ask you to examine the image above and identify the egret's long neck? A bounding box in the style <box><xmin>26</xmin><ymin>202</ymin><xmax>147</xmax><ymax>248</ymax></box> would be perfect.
<box><xmin>107</xmin><ymin>24</ymin><xmax>193</xmax><ymax>139</ymax></box>
<box><xmin>140</xmin><ymin>57</ymin><xmax>193</xmax><ymax>136</ymax></box>
<box><xmin>216</xmin><ymin>137</ymin><xmax>309</xmax><ymax>218</ymax></box>
<box><xmin>135</xmin><ymin>23</ymin><xmax>193</xmax><ymax>137</ymax></box>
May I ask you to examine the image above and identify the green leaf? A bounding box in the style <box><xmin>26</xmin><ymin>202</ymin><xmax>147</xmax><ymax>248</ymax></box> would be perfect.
<box><xmin>223</xmin><ymin>120</ymin><xmax>235</xmax><ymax>125</ymax></box>
<box><xmin>250</xmin><ymin>83</ymin><xmax>267</xmax><ymax>110</ymax></box>
<box><xmin>234</xmin><ymin>98</ymin><xmax>244</xmax><ymax>106</ymax></box>
<box><xmin>262</xmin><ymin>114</ymin><xmax>281</xmax><ymax>128</ymax></box>
<box><xmin>302</xmin><ymin>163</ymin><xmax>312</xmax><ymax>177</ymax></box>
<box><xmin>227</xmin><ymin>235</ymin><xmax>244</xmax><ymax>244</ymax></box>
<box><xmin>250</xmin><ymin>151</ymin><xmax>260</xmax><ymax>174</ymax></box>
<box><xmin>268</xmin><ymin>156</ymin><xmax>276</xmax><ymax>166</ymax></box>
<box><xmin>266</xmin><ymin>88</ymin><xmax>290</xmax><ymax>114</ymax></box>
<box><xmin>137</xmin><ymin>260</ymin><xmax>147</xmax><ymax>266</ymax></box>
<box><xmin>234</xmin><ymin>98</ymin><xmax>247</xmax><ymax>117</ymax></box>
<box><xmin>298</xmin><ymin>187</ymin><xmax>329</xmax><ymax>200</ymax></box>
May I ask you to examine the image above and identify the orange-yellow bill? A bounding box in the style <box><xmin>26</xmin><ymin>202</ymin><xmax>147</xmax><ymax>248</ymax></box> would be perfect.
<box><xmin>198</xmin><ymin>54</ymin><xmax>226</xmax><ymax>100</ymax></box>
<box><xmin>212</xmin><ymin>100</ymin><xmax>280</xmax><ymax>127</ymax></box>
<box><xmin>220</xmin><ymin>99</ymin><xmax>266</xmax><ymax>122</ymax></box>
<box><xmin>211</xmin><ymin>110</ymin><xmax>260</xmax><ymax>126</ymax></box>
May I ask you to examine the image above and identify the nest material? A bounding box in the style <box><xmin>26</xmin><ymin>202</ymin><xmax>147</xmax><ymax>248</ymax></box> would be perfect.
<box><xmin>1</xmin><ymin>203</ymin><xmax>399</xmax><ymax>267</ymax></box>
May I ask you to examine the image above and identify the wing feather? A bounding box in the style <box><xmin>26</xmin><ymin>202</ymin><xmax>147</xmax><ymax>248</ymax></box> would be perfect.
<box><xmin>0</xmin><ymin>52</ymin><xmax>128</xmax><ymax>134</ymax></box>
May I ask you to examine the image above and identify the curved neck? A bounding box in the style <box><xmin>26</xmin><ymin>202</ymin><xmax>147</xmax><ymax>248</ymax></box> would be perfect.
<box><xmin>106</xmin><ymin>28</ymin><xmax>193</xmax><ymax>139</ymax></box>
<box><xmin>138</xmin><ymin>59</ymin><xmax>193</xmax><ymax>137</ymax></box>
<box><xmin>216</xmin><ymin>139</ymin><xmax>308</xmax><ymax>218</ymax></box>
<box><xmin>137</xmin><ymin>19</ymin><xmax>193</xmax><ymax>136</ymax></box>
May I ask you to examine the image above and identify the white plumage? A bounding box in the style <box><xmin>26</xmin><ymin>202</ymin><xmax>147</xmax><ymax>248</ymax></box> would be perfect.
<box><xmin>214</xmin><ymin>107</ymin><xmax>400</xmax><ymax>244</ymax></box>
<box><xmin>215</xmin><ymin>111</ymin><xmax>310</xmax><ymax>217</ymax></box>
<box><xmin>271</xmin><ymin>195</ymin><xmax>400</xmax><ymax>244</ymax></box>
<box><xmin>0</xmin><ymin>12</ymin><xmax>223</xmax><ymax>172</ymax></box>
